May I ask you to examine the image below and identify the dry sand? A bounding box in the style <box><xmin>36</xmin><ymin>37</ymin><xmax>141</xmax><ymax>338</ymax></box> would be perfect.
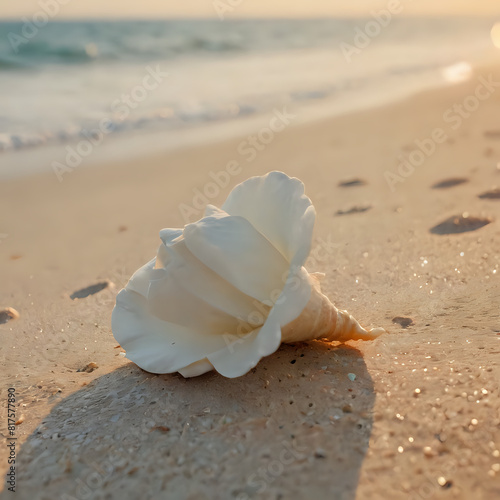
<box><xmin>1</xmin><ymin>64</ymin><xmax>500</xmax><ymax>500</ymax></box>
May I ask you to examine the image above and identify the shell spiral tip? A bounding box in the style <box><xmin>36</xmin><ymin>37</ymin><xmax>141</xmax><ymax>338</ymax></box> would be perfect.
<box><xmin>365</xmin><ymin>327</ymin><xmax>386</xmax><ymax>339</ymax></box>
<box><xmin>333</xmin><ymin>309</ymin><xmax>386</xmax><ymax>342</ymax></box>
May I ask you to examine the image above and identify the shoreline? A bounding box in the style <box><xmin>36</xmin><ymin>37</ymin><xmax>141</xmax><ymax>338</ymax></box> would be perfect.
<box><xmin>1</xmin><ymin>53</ymin><xmax>499</xmax><ymax>182</ymax></box>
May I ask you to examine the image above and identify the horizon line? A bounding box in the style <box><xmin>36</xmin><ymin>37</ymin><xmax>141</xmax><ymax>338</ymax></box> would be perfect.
<box><xmin>0</xmin><ymin>13</ymin><xmax>499</xmax><ymax>22</ymax></box>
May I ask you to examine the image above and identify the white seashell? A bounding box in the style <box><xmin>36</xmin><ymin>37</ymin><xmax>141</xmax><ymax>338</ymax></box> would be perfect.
<box><xmin>111</xmin><ymin>171</ymin><xmax>385</xmax><ymax>378</ymax></box>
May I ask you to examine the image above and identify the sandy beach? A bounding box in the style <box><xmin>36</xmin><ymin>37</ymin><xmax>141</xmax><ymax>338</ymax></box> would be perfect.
<box><xmin>1</xmin><ymin>62</ymin><xmax>500</xmax><ymax>500</ymax></box>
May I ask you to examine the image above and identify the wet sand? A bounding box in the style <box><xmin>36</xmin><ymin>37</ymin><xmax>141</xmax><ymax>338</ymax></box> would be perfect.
<box><xmin>0</xmin><ymin>64</ymin><xmax>500</xmax><ymax>499</ymax></box>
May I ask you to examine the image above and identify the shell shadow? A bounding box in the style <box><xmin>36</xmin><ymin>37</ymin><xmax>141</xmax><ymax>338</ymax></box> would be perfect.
<box><xmin>13</xmin><ymin>343</ymin><xmax>375</xmax><ymax>500</ymax></box>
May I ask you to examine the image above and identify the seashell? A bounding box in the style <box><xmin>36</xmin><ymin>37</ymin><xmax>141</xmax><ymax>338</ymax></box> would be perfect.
<box><xmin>281</xmin><ymin>272</ymin><xmax>385</xmax><ymax>343</ymax></box>
<box><xmin>111</xmin><ymin>171</ymin><xmax>385</xmax><ymax>378</ymax></box>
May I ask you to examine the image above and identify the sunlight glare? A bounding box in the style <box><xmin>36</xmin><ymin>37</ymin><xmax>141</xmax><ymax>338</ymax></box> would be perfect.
<box><xmin>491</xmin><ymin>23</ymin><xmax>500</xmax><ymax>49</ymax></box>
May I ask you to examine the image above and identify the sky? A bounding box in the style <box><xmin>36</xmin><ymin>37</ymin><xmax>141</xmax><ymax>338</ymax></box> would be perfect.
<box><xmin>0</xmin><ymin>0</ymin><xmax>499</xmax><ymax>20</ymax></box>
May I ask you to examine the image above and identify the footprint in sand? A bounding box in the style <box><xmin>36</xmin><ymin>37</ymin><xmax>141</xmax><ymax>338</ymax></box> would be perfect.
<box><xmin>335</xmin><ymin>204</ymin><xmax>372</xmax><ymax>216</ymax></box>
<box><xmin>478</xmin><ymin>188</ymin><xmax>500</xmax><ymax>200</ymax></box>
<box><xmin>338</xmin><ymin>178</ymin><xmax>367</xmax><ymax>188</ymax></box>
<box><xmin>392</xmin><ymin>317</ymin><xmax>414</xmax><ymax>328</ymax></box>
<box><xmin>70</xmin><ymin>281</ymin><xmax>112</xmax><ymax>300</ymax></box>
<box><xmin>430</xmin><ymin>214</ymin><xmax>493</xmax><ymax>235</ymax></box>
<box><xmin>431</xmin><ymin>178</ymin><xmax>468</xmax><ymax>189</ymax></box>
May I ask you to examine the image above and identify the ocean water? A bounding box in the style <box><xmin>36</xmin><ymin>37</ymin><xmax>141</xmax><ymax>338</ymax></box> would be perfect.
<box><xmin>0</xmin><ymin>17</ymin><xmax>498</xmax><ymax>161</ymax></box>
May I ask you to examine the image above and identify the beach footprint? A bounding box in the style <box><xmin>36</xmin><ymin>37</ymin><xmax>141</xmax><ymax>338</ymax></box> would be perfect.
<box><xmin>335</xmin><ymin>204</ymin><xmax>372</xmax><ymax>216</ymax></box>
<box><xmin>70</xmin><ymin>281</ymin><xmax>112</xmax><ymax>300</ymax></box>
<box><xmin>430</xmin><ymin>214</ymin><xmax>493</xmax><ymax>235</ymax></box>
<box><xmin>431</xmin><ymin>177</ymin><xmax>468</xmax><ymax>189</ymax></box>
<box><xmin>338</xmin><ymin>178</ymin><xmax>367</xmax><ymax>188</ymax></box>
<box><xmin>392</xmin><ymin>316</ymin><xmax>414</xmax><ymax>328</ymax></box>
<box><xmin>478</xmin><ymin>188</ymin><xmax>500</xmax><ymax>200</ymax></box>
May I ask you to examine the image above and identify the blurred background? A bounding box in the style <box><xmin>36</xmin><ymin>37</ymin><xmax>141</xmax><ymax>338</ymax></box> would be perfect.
<box><xmin>0</xmin><ymin>0</ymin><xmax>499</xmax><ymax>176</ymax></box>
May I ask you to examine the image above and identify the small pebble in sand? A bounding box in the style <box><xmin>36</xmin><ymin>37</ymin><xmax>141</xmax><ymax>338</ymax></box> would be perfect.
<box><xmin>150</xmin><ymin>426</ymin><xmax>170</xmax><ymax>433</ymax></box>
<box><xmin>423</xmin><ymin>446</ymin><xmax>435</xmax><ymax>457</ymax></box>
<box><xmin>15</xmin><ymin>415</ymin><xmax>25</xmax><ymax>425</ymax></box>
<box><xmin>342</xmin><ymin>404</ymin><xmax>353</xmax><ymax>413</ymax></box>
<box><xmin>347</xmin><ymin>373</ymin><xmax>356</xmax><ymax>381</ymax></box>
<box><xmin>0</xmin><ymin>307</ymin><xmax>20</xmax><ymax>324</ymax></box>
<box><xmin>437</xmin><ymin>477</ymin><xmax>452</xmax><ymax>488</ymax></box>
<box><xmin>77</xmin><ymin>362</ymin><xmax>99</xmax><ymax>373</ymax></box>
<box><xmin>392</xmin><ymin>317</ymin><xmax>414</xmax><ymax>328</ymax></box>
<box><xmin>314</xmin><ymin>449</ymin><xmax>326</xmax><ymax>459</ymax></box>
